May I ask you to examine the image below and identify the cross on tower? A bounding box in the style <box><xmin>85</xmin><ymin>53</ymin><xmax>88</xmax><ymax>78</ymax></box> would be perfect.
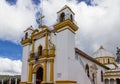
<box><xmin>38</xmin><ymin>15</ymin><xmax>48</xmax><ymax>29</ymax></box>
<box><xmin>39</xmin><ymin>15</ymin><xmax>45</xmax><ymax>26</ymax></box>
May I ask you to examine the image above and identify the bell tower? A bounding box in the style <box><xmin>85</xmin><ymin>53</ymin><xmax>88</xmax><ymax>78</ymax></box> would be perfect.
<box><xmin>54</xmin><ymin>5</ymin><xmax>78</xmax><ymax>84</ymax></box>
<box><xmin>54</xmin><ymin>5</ymin><xmax>78</xmax><ymax>32</ymax></box>
<box><xmin>57</xmin><ymin>5</ymin><xmax>75</xmax><ymax>23</ymax></box>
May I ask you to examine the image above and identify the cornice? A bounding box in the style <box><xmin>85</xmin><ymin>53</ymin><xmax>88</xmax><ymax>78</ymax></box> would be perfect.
<box><xmin>32</xmin><ymin>29</ymin><xmax>51</xmax><ymax>40</ymax></box>
<box><xmin>21</xmin><ymin>38</ymin><xmax>32</xmax><ymax>45</ymax></box>
<box><xmin>54</xmin><ymin>19</ymin><xmax>78</xmax><ymax>32</ymax></box>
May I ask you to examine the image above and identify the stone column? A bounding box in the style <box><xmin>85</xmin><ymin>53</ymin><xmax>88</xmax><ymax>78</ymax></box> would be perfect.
<box><xmin>43</xmin><ymin>60</ymin><xmax>47</xmax><ymax>83</ymax></box>
<box><xmin>32</xmin><ymin>39</ymin><xmax>35</xmax><ymax>53</ymax></box>
<box><xmin>28</xmin><ymin>63</ymin><xmax>33</xmax><ymax>83</ymax></box>
<box><xmin>50</xmin><ymin>59</ymin><xmax>54</xmax><ymax>83</ymax></box>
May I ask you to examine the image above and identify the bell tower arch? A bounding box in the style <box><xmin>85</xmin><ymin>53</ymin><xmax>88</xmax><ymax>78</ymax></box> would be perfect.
<box><xmin>57</xmin><ymin>5</ymin><xmax>75</xmax><ymax>23</ymax></box>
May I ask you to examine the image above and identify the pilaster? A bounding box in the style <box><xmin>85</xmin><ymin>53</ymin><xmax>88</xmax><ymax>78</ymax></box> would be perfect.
<box><xmin>28</xmin><ymin>63</ymin><xmax>33</xmax><ymax>83</ymax></box>
<box><xmin>42</xmin><ymin>60</ymin><xmax>47</xmax><ymax>83</ymax></box>
<box><xmin>50</xmin><ymin>59</ymin><xmax>54</xmax><ymax>83</ymax></box>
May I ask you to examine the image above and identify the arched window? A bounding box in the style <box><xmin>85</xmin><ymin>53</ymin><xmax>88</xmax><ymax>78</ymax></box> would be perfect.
<box><xmin>25</xmin><ymin>32</ymin><xmax>28</xmax><ymax>39</ymax></box>
<box><xmin>70</xmin><ymin>14</ymin><xmax>73</xmax><ymax>22</ymax></box>
<box><xmin>110</xmin><ymin>79</ymin><xmax>114</xmax><ymax>84</ymax></box>
<box><xmin>38</xmin><ymin>45</ymin><xmax>42</xmax><ymax>56</ymax></box>
<box><xmin>101</xmin><ymin>71</ymin><xmax>103</xmax><ymax>82</ymax></box>
<box><xmin>105</xmin><ymin>79</ymin><xmax>109</xmax><ymax>84</ymax></box>
<box><xmin>85</xmin><ymin>64</ymin><xmax>90</xmax><ymax>77</ymax></box>
<box><xmin>60</xmin><ymin>12</ymin><xmax>65</xmax><ymax>22</ymax></box>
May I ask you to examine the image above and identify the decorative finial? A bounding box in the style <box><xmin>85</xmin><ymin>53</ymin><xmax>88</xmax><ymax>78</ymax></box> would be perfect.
<box><xmin>100</xmin><ymin>45</ymin><xmax>104</xmax><ymax>49</ymax></box>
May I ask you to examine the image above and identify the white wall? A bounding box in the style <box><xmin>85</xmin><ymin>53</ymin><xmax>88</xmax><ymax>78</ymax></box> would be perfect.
<box><xmin>75</xmin><ymin>53</ymin><xmax>106</xmax><ymax>84</ymax></box>
<box><xmin>53</xmin><ymin>27</ymin><xmax>92</xmax><ymax>84</ymax></box>
<box><xmin>54</xmin><ymin>29</ymin><xmax>70</xmax><ymax>80</ymax></box>
<box><xmin>34</xmin><ymin>37</ymin><xmax>45</xmax><ymax>53</ymax></box>
<box><xmin>21</xmin><ymin>44</ymin><xmax>31</xmax><ymax>82</ymax></box>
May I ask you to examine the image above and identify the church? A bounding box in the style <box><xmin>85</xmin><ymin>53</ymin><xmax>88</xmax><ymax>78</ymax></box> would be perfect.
<box><xmin>20</xmin><ymin>5</ymin><xmax>120</xmax><ymax>84</ymax></box>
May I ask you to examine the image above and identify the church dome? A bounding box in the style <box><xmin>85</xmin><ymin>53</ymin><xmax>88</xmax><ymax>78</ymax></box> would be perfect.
<box><xmin>93</xmin><ymin>46</ymin><xmax>114</xmax><ymax>58</ymax></box>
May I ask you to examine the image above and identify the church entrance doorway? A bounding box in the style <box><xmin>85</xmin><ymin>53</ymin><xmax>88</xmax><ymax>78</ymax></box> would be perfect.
<box><xmin>116</xmin><ymin>79</ymin><xmax>120</xmax><ymax>84</ymax></box>
<box><xmin>36</xmin><ymin>67</ymin><xmax>43</xmax><ymax>84</ymax></box>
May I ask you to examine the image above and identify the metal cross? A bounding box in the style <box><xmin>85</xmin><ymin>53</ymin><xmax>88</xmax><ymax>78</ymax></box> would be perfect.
<box><xmin>39</xmin><ymin>15</ymin><xmax>45</xmax><ymax>25</ymax></box>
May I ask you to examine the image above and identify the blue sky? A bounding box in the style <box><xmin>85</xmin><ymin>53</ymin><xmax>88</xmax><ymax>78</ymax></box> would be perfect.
<box><xmin>0</xmin><ymin>40</ymin><xmax>22</xmax><ymax>60</ymax></box>
<box><xmin>0</xmin><ymin>0</ymin><xmax>92</xmax><ymax>60</ymax></box>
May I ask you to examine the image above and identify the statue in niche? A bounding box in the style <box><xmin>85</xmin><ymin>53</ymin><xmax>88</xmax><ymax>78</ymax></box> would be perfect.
<box><xmin>48</xmin><ymin>39</ymin><xmax>55</xmax><ymax>50</ymax></box>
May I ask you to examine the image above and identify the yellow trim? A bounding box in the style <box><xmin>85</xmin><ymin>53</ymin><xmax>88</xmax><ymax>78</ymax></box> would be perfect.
<box><xmin>43</xmin><ymin>32</ymin><xmax>49</xmax><ymax>57</ymax></box>
<box><xmin>56</xmin><ymin>80</ymin><xmax>77</xmax><ymax>84</ymax></box>
<box><xmin>21</xmin><ymin>38</ymin><xmax>32</xmax><ymax>45</ymax></box>
<box><xmin>96</xmin><ymin>57</ymin><xmax>115</xmax><ymax>59</ymax></box>
<box><xmin>28</xmin><ymin>61</ymin><xmax>48</xmax><ymax>83</ymax></box>
<box><xmin>32</xmin><ymin>29</ymin><xmax>50</xmax><ymax>40</ymax></box>
<box><xmin>28</xmin><ymin>63</ymin><xmax>33</xmax><ymax>83</ymax></box>
<box><xmin>20</xmin><ymin>82</ymin><xmax>27</xmax><ymax>84</ymax></box>
<box><xmin>32</xmin><ymin>29</ymin><xmax>39</xmax><ymax>35</ymax></box>
<box><xmin>45</xmin><ymin>33</ymin><xmax>49</xmax><ymax>49</ymax></box>
<box><xmin>32</xmin><ymin>39</ymin><xmax>35</xmax><ymax>53</ymax></box>
<box><xmin>49</xmin><ymin>49</ymin><xmax>55</xmax><ymax>57</ymax></box>
<box><xmin>57</xmin><ymin>27</ymin><xmax>75</xmax><ymax>34</ymax></box>
<box><xmin>54</xmin><ymin>19</ymin><xmax>78</xmax><ymax>32</ymax></box>
<box><xmin>39</xmin><ymin>25</ymin><xmax>48</xmax><ymax>29</ymax></box>
<box><xmin>43</xmin><ymin>49</ymin><xmax>48</xmax><ymax>57</ymax></box>
<box><xmin>43</xmin><ymin>60</ymin><xmax>47</xmax><ymax>82</ymax></box>
<box><xmin>27</xmin><ymin>83</ymin><xmax>32</xmax><ymax>84</ymax></box>
<box><xmin>50</xmin><ymin>59</ymin><xmax>54</xmax><ymax>82</ymax></box>
<box><xmin>96</xmin><ymin>57</ymin><xmax>115</xmax><ymax>65</ymax></box>
<box><xmin>104</xmin><ymin>71</ymin><xmax>120</xmax><ymax>77</ymax></box>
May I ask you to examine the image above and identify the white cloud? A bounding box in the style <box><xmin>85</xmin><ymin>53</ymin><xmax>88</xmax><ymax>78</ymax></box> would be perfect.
<box><xmin>0</xmin><ymin>57</ymin><xmax>22</xmax><ymax>75</ymax></box>
<box><xmin>0</xmin><ymin>0</ymin><xmax>120</xmax><ymax>56</ymax></box>
<box><xmin>0</xmin><ymin>0</ymin><xmax>37</xmax><ymax>43</ymax></box>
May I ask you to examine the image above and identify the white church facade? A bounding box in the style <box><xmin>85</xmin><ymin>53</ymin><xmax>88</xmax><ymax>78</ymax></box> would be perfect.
<box><xmin>20</xmin><ymin>5</ymin><xmax>120</xmax><ymax>84</ymax></box>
